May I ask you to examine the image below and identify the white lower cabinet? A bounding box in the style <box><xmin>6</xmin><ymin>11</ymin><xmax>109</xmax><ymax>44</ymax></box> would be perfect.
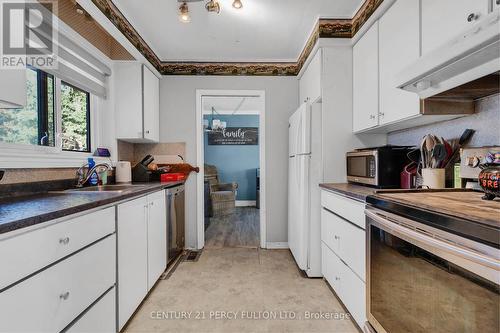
<box><xmin>0</xmin><ymin>189</ymin><xmax>169</xmax><ymax>333</ymax></box>
<box><xmin>0</xmin><ymin>234</ymin><xmax>116</xmax><ymax>332</ymax></box>
<box><xmin>67</xmin><ymin>287</ymin><xmax>116</xmax><ymax>333</ymax></box>
<box><xmin>0</xmin><ymin>207</ymin><xmax>115</xmax><ymax>290</ymax></box>
<box><xmin>117</xmin><ymin>196</ymin><xmax>149</xmax><ymax>330</ymax></box>
<box><xmin>321</xmin><ymin>189</ymin><xmax>366</xmax><ymax>328</ymax></box>
<box><xmin>147</xmin><ymin>190</ymin><xmax>167</xmax><ymax>290</ymax></box>
<box><xmin>322</xmin><ymin>243</ymin><xmax>366</xmax><ymax>328</ymax></box>
<box><xmin>118</xmin><ymin>190</ymin><xmax>167</xmax><ymax>330</ymax></box>
<box><xmin>321</xmin><ymin>208</ymin><xmax>365</xmax><ymax>280</ymax></box>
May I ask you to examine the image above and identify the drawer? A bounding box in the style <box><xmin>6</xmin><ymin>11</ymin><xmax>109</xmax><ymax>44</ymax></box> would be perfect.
<box><xmin>0</xmin><ymin>235</ymin><xmax>116</xmax><ymax>333</ymax></box>
<box><xmin>321</xmin><ymin>190</ymin><xmax>365</xmax><ymax>229</ymax></box>
<box><xmin>322</xmin><ymin>243</ymin><xmax>366</xmax><ymax>329</ymax></box>
<box><xmin>321</xmin><ymin>209</ymin><xmax>340</xmax><ymax>253</ymax></box>
<box><xmin>321</xmin><ymin>242</ymin><xmax>343</xmax><ymax>293</ymax></box>
<box><xmin>322</xmin><ymin>208</ymin><xmax>366</xmax><ymax>281</ymax></box>
<box><xmin>67</xmin><ymin>287</ymin><xmax>116</xmax><ymax>333</ymax></box>
<box><xmin>339</xmin><ymin>257</ymin><xmax>366</xmax><ymax>328</ymax></box>
<box><xmin>0</xmin><ymin>207</ymin><xmax>115</xmax><ymax>289</ymax></box>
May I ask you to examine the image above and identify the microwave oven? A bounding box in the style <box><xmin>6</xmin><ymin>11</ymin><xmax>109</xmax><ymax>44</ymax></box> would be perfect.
<box><xmin>346</xmin><ymin>146</ymin><xmax>412</xmax><ymax>188</ymax></box>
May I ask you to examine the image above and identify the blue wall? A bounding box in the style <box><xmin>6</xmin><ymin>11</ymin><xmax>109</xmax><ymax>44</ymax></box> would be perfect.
<box><xmin>204</xmin><ymin>115</ymin><xmax>259</xmax><ymax>201</ymax></box>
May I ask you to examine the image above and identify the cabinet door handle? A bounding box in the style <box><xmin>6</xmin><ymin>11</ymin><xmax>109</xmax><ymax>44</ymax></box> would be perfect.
<box><xmin>335</xmin><ymin>276</ymin><xmax>340</xmax><ymax>281</ymax></box>
<box><xmin>150</xmin><ymin>202</ymin><xmax>154</xmax><ymax>207</ymax></box>
<box><xmin>467</xmin><ymin>13</ymin><xmax>477</xmax><ymax>22</ymax></box>
<box><xmin>59</xmin><ymin>292</ymin><xmax>70</xmax><ymax>300</ymax></box>
<box><xmin>145</xmin><ymin>130</ymin><xmax>150</xmax><ymax>134</ymax></box>
<box><xmin>59</xmin><ymin>237</ymin><xmax>70</xmax><ymax>245</ymax></box>
<box><xmin>379</xmin><ymin>112</ymin><xmax>385</xmax><ymax>118</ymax></box>
<box><xmin>334</xmin><ymin>235</ymin><xmax>340</xmax><ymax>240</ymax></box>
<box><xmin>369</xmin><ymin>114</ymin><xmax>376</xmax><ymax>120</ymax></box>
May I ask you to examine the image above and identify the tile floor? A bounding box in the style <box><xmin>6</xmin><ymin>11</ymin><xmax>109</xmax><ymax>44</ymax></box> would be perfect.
<box><xmin>123</xmin><ymin>248</ymin><xmax>358</xmax><ymax>333</ymax></box>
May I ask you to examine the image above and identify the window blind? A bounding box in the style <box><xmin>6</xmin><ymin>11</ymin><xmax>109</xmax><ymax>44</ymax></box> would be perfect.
<box><xmin>33</xmin><ymin>6</ymin><xmax>111</xmax><ymax>98</ymax></box>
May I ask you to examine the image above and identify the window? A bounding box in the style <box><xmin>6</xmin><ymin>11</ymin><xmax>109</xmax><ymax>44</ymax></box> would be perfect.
<box><xmin>61</xmin><ymin>82</ymin><xmax>91</xmax><ymax>152</ymax></box>
<box><xmin>0</xmin><ymin>68</ymin><xmax>55</xmax><ymax>147</ymax></box>
<box><xmin>0</xmin><ymin>68</ymin><xmax>92</xmax><ymax>153</ymax></box>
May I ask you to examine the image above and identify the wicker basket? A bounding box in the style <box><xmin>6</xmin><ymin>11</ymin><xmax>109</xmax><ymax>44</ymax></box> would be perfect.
<box><xmin>211</xmin><ymin>190</ymin><xmax>236</xmax><ymax>216</ymax></box>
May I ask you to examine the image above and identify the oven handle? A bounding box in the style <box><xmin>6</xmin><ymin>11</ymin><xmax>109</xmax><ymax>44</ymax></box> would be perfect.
<box><xmin>366</xmin><ymin>209</ymin><xmax>500</xmax><ymax>271</ymax></box>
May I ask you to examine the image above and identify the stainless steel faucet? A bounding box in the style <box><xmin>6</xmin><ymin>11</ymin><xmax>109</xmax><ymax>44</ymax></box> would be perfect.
<box><xmin>76</xmin><ymin>163</ymin><xmax>111</xmax><ymax>187</ymax></box>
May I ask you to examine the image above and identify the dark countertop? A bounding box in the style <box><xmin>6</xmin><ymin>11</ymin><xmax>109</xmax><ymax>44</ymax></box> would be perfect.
<box><xmin>0</xmin><ymin>182</ymin><xmax>184</xmax><ymax>235</ymax></box>
<box><xmin>319</xmin><ymin>183</ymin><xmax>376</xmax><ymax>202</ymax></box>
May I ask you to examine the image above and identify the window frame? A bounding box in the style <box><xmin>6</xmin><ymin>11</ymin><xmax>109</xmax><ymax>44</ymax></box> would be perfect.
<box><xmin>60</xmin><ymin>80</ymin><xmax>92</xmax><ymax>153</ymax></box>
<box><xmin>0</xmin><ymin>72</ymin><xmax>102</xmax><ymax>168</ymax></box>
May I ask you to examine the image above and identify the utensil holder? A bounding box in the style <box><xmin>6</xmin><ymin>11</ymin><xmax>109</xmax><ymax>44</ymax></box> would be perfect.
<box><xmin>422</xmin><ymin>168</ymin><xmax>446</xmax><ymax>189</ymax></box>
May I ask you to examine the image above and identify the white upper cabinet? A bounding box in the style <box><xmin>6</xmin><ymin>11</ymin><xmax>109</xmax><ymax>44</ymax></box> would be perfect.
<box><xmin>422</xmin><ymin>0</ymin><xmax>491</xmax><ymax>55</ymax></box>
<box><xmin>143</xmin><ymin>66</ymin><xmax>160</xmax><ymax>142</ymax></box>
<box><xmin>299</xmin><ymin>49</ymin><xmax>322</xmax><ymax>104</ymax></box>
<box><xmin>0</xmin><ymin>69</ymin><xmax>26</xmax><ymax>109</ymax></box>
<box><xmin>115</xmin><ymin>62</ymin><xmax>160</xmax><ymax>143</ymax></box>
<box><xmin>353</xmin><ymin>22</ymin><xmax>379</xmax><ymax>132</ymax></box>
<box><xmin>379</xmin><ymin>0</ymin><xmax>420</xmax><ymax>125</ymax></box>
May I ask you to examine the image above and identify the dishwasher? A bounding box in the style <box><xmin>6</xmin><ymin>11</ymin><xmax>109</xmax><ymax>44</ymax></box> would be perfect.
<box><xmin>166</xmin><ymin>184</ymin><xmax>185</xmax><ymax>266</ymax></box>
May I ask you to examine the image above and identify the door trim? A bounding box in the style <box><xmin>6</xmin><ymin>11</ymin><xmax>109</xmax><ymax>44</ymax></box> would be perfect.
<box><xmin>195</xmin><ymin>89</ymin><xmax>266</xmax><ymax>250</ymax></box>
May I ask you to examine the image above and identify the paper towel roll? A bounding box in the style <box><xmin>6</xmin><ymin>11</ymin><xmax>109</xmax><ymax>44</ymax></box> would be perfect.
<box><xmin>116</xmin><ymin>161</ymin><xmax>132</xmax><ymax>183</ymax></box>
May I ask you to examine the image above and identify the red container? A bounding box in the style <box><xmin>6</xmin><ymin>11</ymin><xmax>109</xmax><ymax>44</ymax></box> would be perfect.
<box><xmin>161</xmin><ymin>173</ymin><xmax>186</xmax><ymax>182</ymax></box>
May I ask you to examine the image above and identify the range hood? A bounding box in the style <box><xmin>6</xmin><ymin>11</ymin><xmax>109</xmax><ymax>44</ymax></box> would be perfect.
<box><xmin>397</xmin><ymin>11</ymin><xmax>500</xmax><ymax>100</ymax></box>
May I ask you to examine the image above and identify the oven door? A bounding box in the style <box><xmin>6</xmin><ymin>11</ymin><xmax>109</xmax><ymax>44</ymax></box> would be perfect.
<box><xmin>366</xmin><ymin>208</ymin><xmax>500</xmax><ymax>333</ymax></box>
<box><xmin>346</xmin><ymin>151</ymin><xmax>378</xmax><ymax>186</ymax></box>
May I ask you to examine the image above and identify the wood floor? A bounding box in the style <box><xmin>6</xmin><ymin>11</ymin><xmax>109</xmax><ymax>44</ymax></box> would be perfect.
<box><xmin>205</xmin><ymin>207</ymin><xmax>260</xmax><ymax>248</ymax></box>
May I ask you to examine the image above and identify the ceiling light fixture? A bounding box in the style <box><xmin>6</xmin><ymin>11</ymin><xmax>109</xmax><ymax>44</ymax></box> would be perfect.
<box><xmin>232</xmin><ymin>0</ymin><xmax>243</xmax><ymax>9</ymax></box>
<box><xmin>178</xmin><ymin>2</ymin><xmax>191</xmax><ymax>23</ymax></box>
<box><xmin>205</xmin><ymin>0</ymin><xmax>221</xmax><ymax>14</ymax></box>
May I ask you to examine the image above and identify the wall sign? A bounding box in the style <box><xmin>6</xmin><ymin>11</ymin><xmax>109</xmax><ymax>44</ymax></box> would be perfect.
<box><xmin>208</xmin><ymin>127</ymin><xmax>259</xmax><ymax>145</ymax></box>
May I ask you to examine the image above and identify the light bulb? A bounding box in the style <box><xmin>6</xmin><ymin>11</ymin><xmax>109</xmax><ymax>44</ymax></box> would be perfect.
<box><xmin>179</xmin><ymin>2</ymin><xmax>191</xmax><ymax>23</ymax></box>
<box><xmin>232</xmin><ymin>0</ymin><xmax>243</xmax><ymax>9</ymax></box>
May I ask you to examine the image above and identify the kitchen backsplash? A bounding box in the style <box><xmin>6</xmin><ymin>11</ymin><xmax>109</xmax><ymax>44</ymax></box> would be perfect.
<box><xmin>0</xmin><ymin>142</ymin><xmax>186</xmax><ymax>186</ymax></box>
<box><xmin>388</xmin><ymin>94</ymin><xmax>500</xmax><ymax>147</ymax></box>
<box><xmin>117</xmin><ymin>141</ymin><xmax>186</xmax><ymax>165</ymax></box>
<box><xmin>0</xmin><ymin>168</ymin><xmax>78</xmax><ymax>185</ymax></box>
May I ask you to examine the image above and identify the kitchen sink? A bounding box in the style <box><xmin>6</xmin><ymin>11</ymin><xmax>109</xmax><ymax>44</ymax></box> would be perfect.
<box><xmin>64</xmin><ymin>184</ymin><xmax>147</xmax><ymax>193</ymax></box>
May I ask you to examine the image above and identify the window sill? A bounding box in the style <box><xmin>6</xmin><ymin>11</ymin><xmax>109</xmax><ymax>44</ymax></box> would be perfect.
<box><xmin>0</xmin><ymin>144</ymin><xmax>113</xmax><ymax>168</ymax></box>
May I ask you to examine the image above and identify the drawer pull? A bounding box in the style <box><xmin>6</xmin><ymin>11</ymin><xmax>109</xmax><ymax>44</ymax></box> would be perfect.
<box><xmin>467</xmin><ymin>13</ymin><xmax>477</xmax><ymax>22</ymax></box>
<box><xmin>59</xmin><ymin>237</ymin><xmax>70</xmax><ymax>245</ymax></box>
<box><xmin>335</xmin><ymin>276</ymin><xmax>340</xmax><ymax>281</ymax></box>
<box><xmin>59</xmin><ymin>292</ymin><xmax>70</xmax><ymax>300</ymax></box>
<box><xmin>334</xmin><ymin>235</ymin><xmax>340</xmax><ymax>240</ymax></box>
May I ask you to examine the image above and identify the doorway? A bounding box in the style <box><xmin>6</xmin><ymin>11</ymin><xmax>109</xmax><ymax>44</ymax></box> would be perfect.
<box><xmin>196</xmin><ymin>90</ymin><xmax>266</xmax><ymax>250</ymax></box>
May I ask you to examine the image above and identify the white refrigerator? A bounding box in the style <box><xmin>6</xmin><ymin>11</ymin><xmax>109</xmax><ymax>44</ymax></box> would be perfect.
<box><xmin>288</xmin><ymin>103</ymin><xmax>322</xmax><ymax>277</ymax></box>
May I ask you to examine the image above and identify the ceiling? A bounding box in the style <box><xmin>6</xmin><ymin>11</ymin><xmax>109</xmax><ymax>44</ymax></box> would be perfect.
<box><xmin>202</xmin><ymin>96</ymin><xmax>260</xmax><ymax>114</ymax></box>
<box><xmin>112</xmin><ymin>0</ymin><xmax>364</xmax><ymax>63</ymax></box>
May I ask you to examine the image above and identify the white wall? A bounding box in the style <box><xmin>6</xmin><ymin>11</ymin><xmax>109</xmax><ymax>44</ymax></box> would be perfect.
<box><xmin>160</xmin><ymin>76</ymin><xmax>299</xmax><ymax>248</ymax></box>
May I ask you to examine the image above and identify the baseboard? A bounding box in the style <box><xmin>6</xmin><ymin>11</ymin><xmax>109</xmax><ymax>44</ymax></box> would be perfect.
<box><xmin>235</xmin><ymin>200</ymin><xmax>257</xmax><ymax>207</ymax></box>
<box><xmin>266</xmin><ymin>242</ymin><xmax>289</xmax><ymax>249</ymax></box>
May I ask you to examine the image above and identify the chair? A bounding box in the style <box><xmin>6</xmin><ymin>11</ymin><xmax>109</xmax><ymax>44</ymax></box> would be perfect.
<box><xmin>204</xmin><ymin>164</ymin><xmax>238</xmax><ymax>216</ymax></box>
